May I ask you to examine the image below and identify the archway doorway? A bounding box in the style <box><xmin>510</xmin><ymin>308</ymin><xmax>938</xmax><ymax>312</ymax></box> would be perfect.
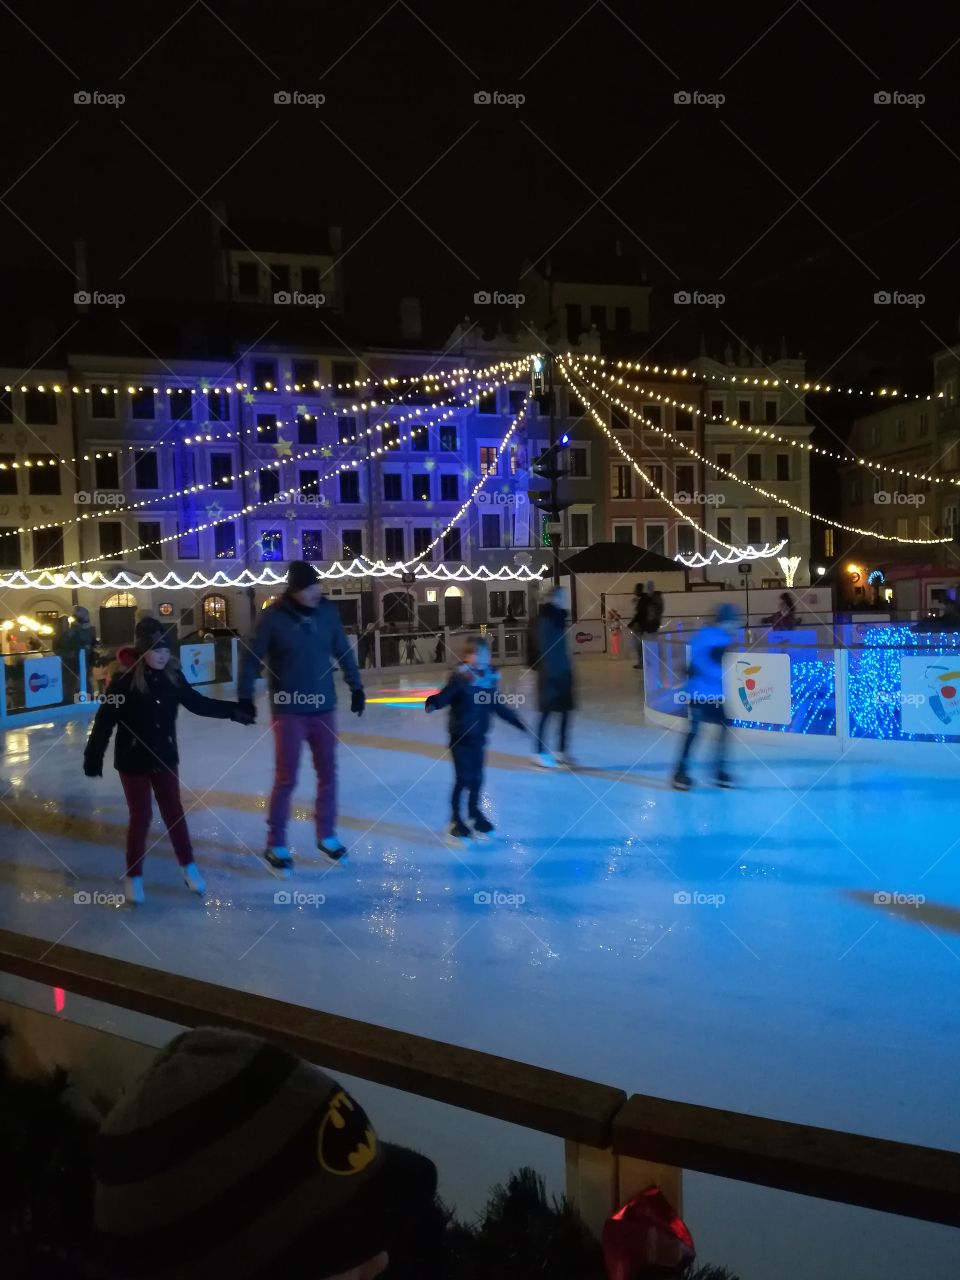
<box><xmin>382</xmin><ymin>590</ymin><xmax>415</xmax><ymax>628</ymax></box>
<box><xmin>202</xmin><ymin>594</ymin><xmax>228</xmax><ymax>631</ymax></box>
<box><xmin>443</xmin><ymin>585</ymin><xmax>463</xmax><ymax>628</ymax></box>
<box><xmin>100</xmin><ymin>591</ymin><xmax>138</xmax><ymax>646</ymax></box>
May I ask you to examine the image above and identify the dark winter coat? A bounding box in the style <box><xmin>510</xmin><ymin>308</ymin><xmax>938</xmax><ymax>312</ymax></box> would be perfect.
<box><xmin>644</xmin><ymin>592</ymin><xmax>664</xmax><ymax>633</ymax></box>
<box><xmin>628</xmin><ymin>594</ymin><xmax>649</xmax><ymax>632</ymax></box>
<box><xmin>84</xmin><ymin>650</ymin><xmax>240</xmax><ymax>774</ymax></box>
<box><xmin>426</xmin><ymin>666</ymin><xmax>526</xmax><ymax>747</ymax></box>
<box><xmin>57</xmin><ymin>620</ymin><xmax>98</xmax><ymax>663</ymax></box>
<box><xmin>238</xmin><ymin>594</ymin><xmax>362</xmax><ymax>715</ymax></box>
<box><xmin>534</xmin><ymin>603</ymin><xmax>575</xmax><ymax>712</ymax></box>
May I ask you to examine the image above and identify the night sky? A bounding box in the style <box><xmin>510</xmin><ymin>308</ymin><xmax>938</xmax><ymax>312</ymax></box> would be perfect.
<box><xmin>2</xmin><ymin>0</ymin><xmax>958</xmax><ymax>385</ymax></box>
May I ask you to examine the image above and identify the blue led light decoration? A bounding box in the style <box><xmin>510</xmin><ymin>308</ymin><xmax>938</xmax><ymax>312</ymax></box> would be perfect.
<box><xmin>849</xmin><ymin>625</ymin><xmax>960</xmax><ymax>741</ymax></box>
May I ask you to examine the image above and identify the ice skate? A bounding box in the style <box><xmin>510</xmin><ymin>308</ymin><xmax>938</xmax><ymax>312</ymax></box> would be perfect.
<box><xmin>554</xmin><ymin>752</ymin><xmax>578</xmax><ymax>769</ymax></box>
<box><xmin>471</xmin><ymin>814</ymin><xmax>495</xmax><ymax>841</ymax></box>
<box><xmin>672</xmin><ymin>771</ymin><xmax>693</xmax><ymax>792</ymax></box>
<box><xmin>263</xmin><ymin>846</ymin><xmax>293</xmax><ymax>878</ymax></box>
<box><xmin>318</xmin><ymin>835</ymin><xmax>348</xmax><ymax>865</ymax></box>
<box><xmin>714</xmin><ymin>771</ymin><xmax>735</xmax><ymax>789</ymax></box>
<box><xmin>124</xmin><ymin>875</ymin><xmax>145</xmax><ymax>906</ymax></box>
<box><xmin>445</xmin><ymin>818</ymin><xmax>472</xmax><ymax>845</ymax></box>
<box><xmin>532</xmin><ymin>752</ymin><xmax>557</xmax><ymax>769</ymax></box>
<box><xmin>182</xmin><ymin>863</ymin><xmax>206</xmax><ymax>895</ymax></box>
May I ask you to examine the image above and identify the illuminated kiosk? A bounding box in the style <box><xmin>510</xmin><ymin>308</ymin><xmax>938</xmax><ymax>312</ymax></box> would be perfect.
<box><xmin>641</xmin><ymin>623</ymin><xmax>960</xmax><ymax>752</ymax></box>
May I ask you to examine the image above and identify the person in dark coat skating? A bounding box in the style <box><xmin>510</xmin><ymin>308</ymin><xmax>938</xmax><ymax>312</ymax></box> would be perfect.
<box><xmin>425</xmin><ymin>636</ymin><xmax>527</xmax><ymax>843</ymax></box>
<box><xmin>83</xmin><ymin>617</ymin><xmax>253</xmax><ymax>905</ymax></box>
<box><xmin>531</xmin><ymin>585</ymin><xmax>576</xmax><ymax>768</ymax></box>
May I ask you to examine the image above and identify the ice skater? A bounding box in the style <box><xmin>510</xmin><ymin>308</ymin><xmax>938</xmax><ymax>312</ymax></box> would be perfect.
<box><xmin>425</xmin><ymin>635</ymin><xmax>527</xmax><ymax>844</ymax></box>
<box><xmin>672</xmin><ymin>602</ymin><xmax>739</xmax><ymax>791</ymax></box>
<box><xmin>237</xmin><ymin>560</ymin><xmax>365</xmax><ymax>876</ymax></box>
<box><xmin>531</xmin><ymin>584</ymin><xmax>576</xmax><ymax>768</ymax></box>
<box><xmin>82</xmin><ymin>617</ymin><xmax>253</xmax><ymax>905</ymax></box>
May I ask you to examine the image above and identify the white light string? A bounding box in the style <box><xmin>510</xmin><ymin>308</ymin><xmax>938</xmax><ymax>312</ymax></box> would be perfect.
<box><xmin>676</xmin><ymin>543</ymin><xmax>788</xmax><ymax>568</ymax></box>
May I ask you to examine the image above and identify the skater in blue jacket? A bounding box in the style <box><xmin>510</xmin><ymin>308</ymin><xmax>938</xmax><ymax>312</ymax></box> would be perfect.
<box><xmin>425</xmin><ymin>636</ymin><xmax>528</xmax><ymax>843</ymax></box>
<box><xmin>672</xmin><ymin>602</ymin><xmax>740</xmax><ymax>791</ymax></box>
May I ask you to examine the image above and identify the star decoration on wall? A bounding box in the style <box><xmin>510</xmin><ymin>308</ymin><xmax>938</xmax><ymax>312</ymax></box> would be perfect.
<box><xmin>321</xmin><ymin>446</ymin><xmax>332</xmax><ymax>457</ymax></box>
<box><xmin>205</xmin><ymin>500</ymin><xmax>224</xmax><ymax>521</ymax></box>
<box><xmin>200</xmin><ymin>378</ymin><xmax>210</xmax><ymax>393</ymax></box>
<box><xmin>462</xmin><ymin>467</ymin><xmax>472</xmax><ymax>480</ymax></box>
<box><xmin>296</xmin><ymin>403</ymin><xmax>308</xmax><ymax>417</ymax></box>
<box><xmin>285</xmin><ymin>507</ymin><xmax>298</xmax><ymax>522</ymax></box>
<box><xmin>275</xmin><ymin>436</ymin><xmax>293</xmax><ymax>456</ymax></box>
<box><xmin>243</xmin><ymin>392</ymin><xmax>256</xmax><ymax>405</ymax></box>
<box><xmin>424</xmin><ymin>457</ymin><xmax>436</xmax><ymax>471</ymax></box>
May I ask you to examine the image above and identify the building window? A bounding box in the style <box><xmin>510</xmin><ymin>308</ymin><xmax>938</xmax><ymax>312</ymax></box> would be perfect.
<box><xmin>589</xmin><ymin>304</ymin><xmax>606</xmax><ymax>331</ymax></box>
<box><xmin>442</xmin><ymin>528</ymin><xmax>462</xmax><ymax>561</ymax></box>
<box><xmin>260</xmin><ymin>530</ymin><xmax>283</xmax><ymax>561</ymax></box>
<box><xmin>271</xmin><ymin>263</ymin><xmax>291</xmax><ymax>295</ymax></box>
<box><xmin>412</xmin><ymin>474</ymin><xmax>430</xmax><ymax>501</ymax></box>
<box><xmin>710</xmin><ymin>399</ymin><xmax>725</xmax><ymax>421</ymax></box>
<box><xmin>237</xmin><ymin>261</ymin><xmax>259</xmax><ymax>295</ymax></box>
<box><xmin>674</xmin><ymin>409</ymin><xmax>693</xmax><ymax>432</ymax></box>
<box><xmin>895</xmin><ymin>418</ymin><xmax>906</xmax><ymax>442</ymax></box>
<box><xmin>413</xmin><ymin>527</ymin><xmax>432</xmax><ymax>557</ymax></box>
<box><xmin>130</xmin><ymin>388</ymin><xmax>155</xmax><ymax>420</ymax></box>
<box><xmin>0</xmin><ymin>529</ymin><xmax>21</xmax><ymax>569</ymax></box>
<box><xmin>738</xmin><ymin>399</ymin><xmax>751</xmax><ymax>422</ymax></box>
<box><xmin>383</xmin><ymin>473</ymin><xmax>403</xmax><ymax>501</ymax></box>
<box><xmin>412</xmin><ymin>425</ymin><xmax>429</xmax><ymax>451</ymax></box>
<box><xmin>207</xmin><ymin>389</ymin><xmax>230</xmax><ymax>422</ymax></box>
<box><xmin>896</xmin><ymin>515</ymin><xmax>910</xmax><ymax>538</ymax></box>
<box><xmin>611</xmin><ymin>403</ymin><xmax>631</xmax><ymax>431</ymax></box>
<box><xmin>824</xmin><ymin>527</ymin><xmax>835</xmax><ymax>556</ymax></box>
<box><xmin>253</xmin><ymin>360</ymin><xmax>277</xmax><ymax>390</ymax></box>
<box><xmin>481</xmin><ymin>513</ymin><xmax>501</xmax><ymax>547</ymax></box>
<box><xmin>747</xmin><ymin>453</ymin><xmax>762</xmax><ymax>480</ymax></box>
<box><xmin>382</xmin><ymin>422</ymin><xmax>400</xmax><ymax>450</ymax></box>
<box><xmin>612</xmin><ymin>523</ymin><xmax>635</xmax><ymax>545</ymax></box>
<box><xmin>93</xmin><ymin>453</ymin><xmax>119</xmax><ymax>490</ymax></box>
<box><xmin>170</xmin><ymin>389</ymin><xmax>193</xmax><ymax>421</ymax></box>
<box><xmin>776</xmin><ymin>454</ymin><xmax>790</xmax><ymax>481</ymax></box>
<box><xmin>869</xmin><ymin>422</ymin><xmax>880</xmax><ymax>446</ymax></box>
<box><xmin>643</xmin><ymin>465</ymin><xmax>663</xmax><ymax>499</ymax></box>
<box><xmin>210</xmin><ymin>453</ymin><xmax>233</xmax><ymax>489</ymax></box>
<box><xmin>508</xmin><ymin>390</ymin><xmax>526</xmax><ymax>416</ymax></box>
<box><xmin>0</xmin><ymin>389</ymin><xmax>13</xmax><ymax>422</ymax></box>
<box><xmin>570</xmin><ymin>512</ymin><xmax>589</xmax><ymax>546</ymax></box>
<box><xmin>259</xmin><ymin>469</ymin><xmax>280</xmax><ymax>503</ymax></box>
<box><xmin>28</xmin><ymin>455</ymin><xmax>61</xmax><ymax>495</ymax></box>
<box><xmin>257</xmin><ymin>413</ymin><xmax>278</xmax><ymax>443</ymax></box>
<box><xmin>302</xmin><ymin>529</ymin><xmax>323</xmax><ymax>560</ymax></box>
<box><xmin>0</xmin><ymin>456</ymin><xmax>17</xmax><ymax>495</ymax></box>
<box><xmin>133</xmin><ymin>451</ymin><xmax>159</xmax><ymax>489</ymax></box>
<box><xmin>615</xmin><ymin>306</ymin><xmax>631</xmax><ymax>332</ymax></box>
<box><xmin>677</xmin><ymin>524</ymin><xmax>695</xmax><ymax>555</ymax></box>
<box><xmin>747</xmin><ymin>516</ymin><xmax>762</xmax><ymax>544</ymax></box>
<box><xmin>568</xmin><ymin>445</ymin><xmax>588</xmax><ymax>477</ymax></box>
<box><xmin>332</xmin><ymin>362</ymin><xmax>357</xmax><ymax>387</ymax></box>
<box><xmin>850</xmin><ymin>478</ymin><xmax>862</xmax><ymax>505</ymax></box>
<box><xmin>202</xmin><ymin>594</ymin><xmax>228</xmax><ymax>629</ymax></box>
<box><xmin>764</xmin><ymin>400</ymin><xmax>778</xmax><ymax>424</ymax></box>
<box><xmin>33</xmin><ymin>526</ymin><xmax>64</xmax><ymax>568</ymax></box>
<box><xmin>675</xmin><ymin>464</ymin><xmax>695</xmax><ymax>495</ymax></box>
<box><xmin>918</xmin><ymin>413</ymin><xmax>928</xmax><ymax>436</ymax></box>
<box><xmin>776</xmin><ymin>515</ymin><xmax>790</xmax><ymax>543</ymax></box>
<box><xmin>214</xmin><ymin>521</ymin><xmax>237</xmax><ymax>559</ymax></box>
<box><xmin>478</xmin><ymin>392</ymin><xmax>498</xmax><ymax>415</ymax></box>
<box><xmin>489</xmin><ymin>590</ymin><xmax>506</xmax><ymax>617</ymax></box>
<box><xmin>297</xmin><ymin>413</ymin><xmax>317</xmax><ymax>445</ymax></box>
<box><xmin>439</xmin><ymin>425</ymin><xmax>458</xmax><ymax>452</ymax></box>
<box><xmin>440</xmin><ymin>473</ymin><xmax>458</xmax><ymax>501</ymax></box>
<box><xmin>717</xmin><ymin>516</ymin><xmax>732</xmax><ymax>543</ymax></box>
<box><xmin>92</xmin><ymin>386</ymin><xmax>117</xmax><ymax>419</ymax></box>
<box><xmin>716</xmin><ymin>452</ymin><xmax>732</xmax><ymax>472</ymax></box>
<box><xmin>299</xmin><ymin>469</ymin><xmax>320</xmax><ymax>499</ymax></box>
<box><xmin>645</xmin><ymin>523</ymin><xmax>665</xmax><ymax>554</ymax></box>
<box><xmin>480</xmin><ymin>446</ymin><xmax>498</xmax><ymax>476</ymax></box>
<box><xmin>22</xmin><ymin>390</ymin><xmax>56</xmax><ymax>425</ymax></box>
<box><xmin>300</xmin><ymin>266</ymin><xmax>321</xmax><ymax>295</ymax></box>
<box><xmin>384</xmin><ymin>528</ymin><xmax>405</xmax><ymax>560</ymax></box>
<box><xmin>178</xmin><ymin>525</ymin><xmax>200</xmax><ymax>559</ymax></box>
<box><xmin>643</xmin><ymin>405</ymin><xmax>663</xmax><ymax>430</ymax></box>
<box><xmin>342</xmin><ymin>528</ymin><xmax>363</xmax><ymax>560</ymax></box>
<box><xmin>99</xmin><ymin>521</ymin><xmax>123</xmax><ymax>560</ymax></box>
<box><xmin>136</xmin><ymin>521</ymin><xmax>163</xmax><ymax>560</ymax></box>
<box><xmin>337</xmin><ymin>416</ymin><xmax>357</xmax><ymax>443</ymax></box>
<box><xmin>565</xmin><ymin>302</ymin><xmax>582</xmax><ymax>340</ymax></box>
<box><xmin>339</xmin><ymin>471</ymin><xmax>360</xmax><ymax>503</ymax></box>
<box><xmin>611</xmin><ymin>464</ymin><xmax>633</xmax><ymax>499</ymax></box>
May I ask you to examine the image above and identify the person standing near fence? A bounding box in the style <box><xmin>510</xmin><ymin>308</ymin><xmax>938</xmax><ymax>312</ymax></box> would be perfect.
<box><xmin>238</xmin><ymin>561</ymin><xmax>366</xmax><ymax>876</ymax></box>
<box><xmin>531</xmin><ymin>585</ymin><xmax>576</xmax><ymax>768</ymax></box>
<box><xmin>628</xmin><ymin>584</ymin><xmax>649</xmax><ymax>668</ymax></box>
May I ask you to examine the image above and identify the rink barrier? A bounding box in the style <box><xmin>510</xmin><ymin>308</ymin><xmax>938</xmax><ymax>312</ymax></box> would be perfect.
<box><xmin>1</xmin><ymin>926</ymin><xmax>959</xmax><ymax>1233</ymax></box>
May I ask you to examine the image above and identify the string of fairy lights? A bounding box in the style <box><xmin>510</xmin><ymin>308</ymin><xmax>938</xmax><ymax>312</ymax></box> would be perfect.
<box><xmin>570</xmin><ymin>356</ymin><xmax>960</xmax><ymax>491</ymax></box>
<box><xmin>570</xmin><ymin>366</ymin><xmax>953</xmax><ymax>547</ymax></box>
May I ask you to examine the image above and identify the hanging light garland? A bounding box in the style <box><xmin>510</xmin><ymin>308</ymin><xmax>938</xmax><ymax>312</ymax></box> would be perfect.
<box><xmin>676</xmin><ymin>543</ymin><xmax>788</xmax><ymax>568</ymax></box>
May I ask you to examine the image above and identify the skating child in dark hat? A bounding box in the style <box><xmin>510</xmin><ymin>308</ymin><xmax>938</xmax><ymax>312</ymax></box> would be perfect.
<box><xmin>83</xmin><ymin>617</ymin><xmax>253</xmax><ymax>905</ymax></box>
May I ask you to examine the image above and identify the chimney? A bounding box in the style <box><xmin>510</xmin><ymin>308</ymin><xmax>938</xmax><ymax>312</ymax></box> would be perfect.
<box><xmin>400</xmin><ymin>296</ymin><xmax>422</xmax><ymax>343</ymax></box>
<box><xmin>74</xmin><ymin>237</ymin><xmax>88</xmax><ymax>312</ymax></box>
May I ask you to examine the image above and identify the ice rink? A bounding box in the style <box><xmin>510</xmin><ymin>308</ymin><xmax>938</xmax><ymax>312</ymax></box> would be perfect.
<box><xmin>0</xmin><ymin>655</ymin><xmax>958</xmax><ymax>1278</ymax></box>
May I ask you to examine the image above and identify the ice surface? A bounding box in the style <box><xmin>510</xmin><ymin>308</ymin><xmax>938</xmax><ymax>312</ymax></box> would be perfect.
<box><xmin>0</xmin><ymin>656</ymin><xmax>958</xmax><ymax>1278</ymax></box>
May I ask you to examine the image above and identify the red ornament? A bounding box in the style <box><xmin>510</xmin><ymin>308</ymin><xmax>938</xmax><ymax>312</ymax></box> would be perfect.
<box><xmin>602</xmin><ymin>1185</ymin><xmax>695</xmax><ymax>1279</ymax></box>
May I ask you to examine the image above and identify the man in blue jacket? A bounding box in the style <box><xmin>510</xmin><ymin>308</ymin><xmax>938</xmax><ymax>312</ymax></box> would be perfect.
<box><xmin>238</xmin><ymin>562</ymin><xmax>365</xmax><ymax>875</ymax></box>
<box><xmin>672</xmin><ymin>602</ymin><xmax>739</xmax><ymax>791</ymax></box>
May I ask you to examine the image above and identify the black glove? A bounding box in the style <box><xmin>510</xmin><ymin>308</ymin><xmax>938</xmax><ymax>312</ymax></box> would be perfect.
<box><xmin>237</xmin><ymin>697</ymin><xmax>257</xmax><ymax>724</ymax></box>
<box><xmin>83</xmin><ymin>759</ymin><xmax>102</xmax><ymax>778</ymax></box>
<box><xmin>424</xmin><ymin>694</ymin><xmax>438</xmax><ymax>713</ymax></box>
<box><xmin>351</xmin><ymin>688</ymin><xmax>366</xmax><ymax>717</ymax></box>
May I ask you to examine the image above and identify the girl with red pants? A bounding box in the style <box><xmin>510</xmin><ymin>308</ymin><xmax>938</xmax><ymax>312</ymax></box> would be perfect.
<box><xmin>83</xmin><ymin>617</ymin><xmax>252</xmax><ymax>905</ymax></box>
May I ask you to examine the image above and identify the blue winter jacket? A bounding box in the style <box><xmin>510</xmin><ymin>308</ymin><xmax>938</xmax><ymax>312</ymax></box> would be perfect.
<box><xmin>426</xmin><ymin>665</ymin><xmax>526</xmax><ymax>747</ymax></box>
<box><xmin>685</xmin><ymin>624</ymin><xmax>733</xmax><ymax>702</ymax></box>
<box><xmin>238</xmin><ymin>595</ymin><xmax>362</xmax><ymax>715</ymax></box>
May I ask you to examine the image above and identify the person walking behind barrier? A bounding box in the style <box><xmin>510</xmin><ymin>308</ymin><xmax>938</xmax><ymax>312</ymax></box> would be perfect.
<box><xmin>628</xmin><ymin>583</ymin><xmax>649</xmax><ymax>668</ymax></box>
<box><xmin>531</xmin><ymin>585</ymin><xmax>576</xmax><ymax>768</ymax></box>
<box><xmin>238</xmin><ymin>561</ymin><xmax>365</xmax><ymax>877</ymax></box>
<box><xmin>644</xmin><ymin>580</ymin><xmax>664</xmax><ymax>634</ymax></box>
<box><xmin>672</xmin><ymin>603</ymin><xmax>739</xmax><ymax>791</ymax></box>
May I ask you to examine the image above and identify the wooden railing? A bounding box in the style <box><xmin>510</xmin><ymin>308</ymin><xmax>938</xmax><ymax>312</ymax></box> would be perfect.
<box><xmin>0</xmin><ymin>927</ymin><xmax>958</xmax><ymax>1230</ymax></box>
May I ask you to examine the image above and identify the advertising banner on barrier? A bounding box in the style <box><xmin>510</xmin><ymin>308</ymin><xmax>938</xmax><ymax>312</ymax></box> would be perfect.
<box><xmin>899</xmin><ymin>655</ymin><xmax>960</xmax><ymax>734</ymax></box>
<box><xmin>723</xmin><ymin>651</ymin><xmax>792</xmax><ymax>724</ymax></box>
<box><xmin>569</xmin><ymin>620</ymin><xmax>606</xmax><ymax>653</ymax></box>
<box><xmin>23</xmin><ymin>655</ymin><xmax>64</xmax><ymax>708</ymax></box>
<box><xmin>181</xmin><ymin>643</ymin><xmax>216</xmax><ymax>685</ymax></box>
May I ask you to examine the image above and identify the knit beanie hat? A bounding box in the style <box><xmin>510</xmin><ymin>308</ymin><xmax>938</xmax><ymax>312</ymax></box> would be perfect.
<box><xmin>134</xmin><ymin>617</ymin><xmax>172</xmax><ymax>653</ymax></box>
<box><xmin>93</xmin><ymin>1027</ymin><xmax>438</xmax><ymax>1280</ymax></box>
<box><xmin>287</xmin><ymin>560</ymin><xmax>321</xmax><ymax>593</ymax></box>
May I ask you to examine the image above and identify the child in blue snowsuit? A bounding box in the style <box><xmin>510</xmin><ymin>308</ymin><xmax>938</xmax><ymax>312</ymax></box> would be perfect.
<box><xmin>425</xmin><ymin>636</ymin><xmax>528</xmax><ymax>841</ymax></box>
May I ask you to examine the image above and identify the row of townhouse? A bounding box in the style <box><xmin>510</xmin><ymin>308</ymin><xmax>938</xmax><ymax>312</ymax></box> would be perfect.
<box><xmin>0</xmin><ymin>340</ymin><xmax>815</xmax><ymax>641</ymax></box>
